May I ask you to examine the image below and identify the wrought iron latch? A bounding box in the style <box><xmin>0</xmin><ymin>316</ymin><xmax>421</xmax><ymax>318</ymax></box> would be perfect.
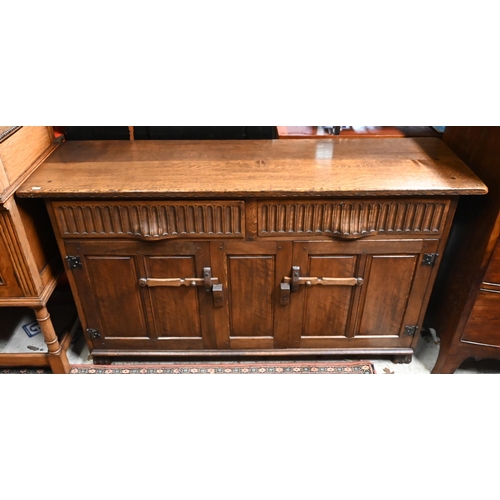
<box><xmin>87</xmin><ymin>328</ymin><xmax>101</xmax><ymax>339</ymax></box>
<box><xmin>422</xmin><ymin>253</ymin><xmax>439</xmax><ymax>266</ymax></box>
<box><xmin>66</xmin><ymin>255</ymin><xmax>82</xmax><ymax>269</ymax></box>
<box><xmin>280</xmin><ymin>283</ymin><xmax>291</xmax><ymax>306</ymax></box>
<box><xmin>404</xmin><ymin>326</ymin><xmax>419</xmax><ymax>336</ymax></box>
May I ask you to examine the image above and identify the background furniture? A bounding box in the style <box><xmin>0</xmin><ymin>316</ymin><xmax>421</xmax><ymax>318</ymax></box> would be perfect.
<box><xmin>59</xmin><ymin>126</ymin><xmax>277</xmax><ymax>141</ymax></box>
<box><xmin>277</xmin><ymin>126</ymin><xmax>443</xmax><ymax>139</ymax></box>
<box><xmin>426</xmin><ymin>127</ymin><xmax>500</xmax><ymax>373</ymax></box>
<box><xmin>0</xmin><ymin>126</ymin><xmax>75</xmax><ymax>373</ymax></box>
<box><xmin>17</xmin><ymin>138</ymin><xmax>486</xmax><ymax>365</ymax></box>
<box><xmin>58</xmin><ymin>126</ymin><xmax>441</xmax><ymax>142</ymax></box>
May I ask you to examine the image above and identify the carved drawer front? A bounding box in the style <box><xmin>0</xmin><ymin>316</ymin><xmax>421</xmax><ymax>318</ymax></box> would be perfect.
<box><xmin>52</xmin><ymin>200</ymin><xmax>245</xmax><ymax>240</ymax></box>
<box><xmin>258</xmin><ymin>199</ymin><xmax>450</xmax><ymax>239</ymax></box>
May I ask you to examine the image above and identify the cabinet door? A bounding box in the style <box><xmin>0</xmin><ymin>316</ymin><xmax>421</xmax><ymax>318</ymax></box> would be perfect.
<box><xmin>211</xmin><ymin>241</ymin><xmax>292</xmax><ymax>349</ymax></box>
<box><xmin>65</xmin><ymin>240</ymin><xmax>217</xmax><ymax>350</ymax></box>
<box><xmin>288</xmin><ymin>239</ymin><xmax>438</xmax><ymax>349</ymax></box>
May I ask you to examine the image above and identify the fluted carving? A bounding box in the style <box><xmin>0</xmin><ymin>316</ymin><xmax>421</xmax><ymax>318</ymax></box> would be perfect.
<box><xmin>53</xmin><ymin>201</ymin><xmax>245</xmax><ymax>239</ymax></box>
<box><xmin>0</xmin><ymin>209</ymin><xmax>38</xmax><ymax>295</ymax></box>
<box><xmin>258</xmin><ymin>200</ymin><xmax>449</xmax><ymax>237</ymax></box>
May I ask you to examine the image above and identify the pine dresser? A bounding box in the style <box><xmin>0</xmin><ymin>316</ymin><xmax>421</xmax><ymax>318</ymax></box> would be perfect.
<box><xmin>1</xmin><ymin>126</ymin><xmax>75</xmax><ymax>373</ymax></box>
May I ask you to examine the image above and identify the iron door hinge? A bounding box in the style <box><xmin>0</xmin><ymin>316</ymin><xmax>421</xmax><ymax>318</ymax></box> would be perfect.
<box><xmin>404</xmin><ymin>325</ymin><xmax>419</xmax><ymax>336</ymax></box>
<box><xmin>87</xmin><ymin>328</ymin><xmax>101</xmax><ymax>339</ymax></box>
<box><xmin>422</xmin><ymin>253</ymin><xmax>439</xmax><ymax>266</ymax></box>
<box><xmin>66</xmin><ymin>255</ymin><xmax>82</xmax><ymax>269</ymax></box>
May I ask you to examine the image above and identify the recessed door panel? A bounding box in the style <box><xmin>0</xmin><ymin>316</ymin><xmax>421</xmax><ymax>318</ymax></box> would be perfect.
<box><xmin>357</xmin><ymin>255</ymin><xmax>417</xmax><ymax>336</ymax></box>
<box><xmin>85</xmin><ymin>255</ymin><xmax>148</xmax><ymax>338</ymax></box>
<box><xmin>228</xmin><ymin>255</ymin><xmax>275</xmax><ymax>337</ymax></box>
<box><xmin>303</xmin><ymin>255</ymin><xmax>357</xmax><ymax>337</ymax></box>
<box><xmin>144</xmin><ymin>256</ymin><xmax>202</xmax><ymax>338</ymax></box>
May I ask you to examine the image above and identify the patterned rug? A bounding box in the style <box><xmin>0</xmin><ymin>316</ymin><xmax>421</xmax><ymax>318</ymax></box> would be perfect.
<box><xmin>1</xmin><ymin>360</ymin><xmax>375</xmax><ymax>374</ymax></box>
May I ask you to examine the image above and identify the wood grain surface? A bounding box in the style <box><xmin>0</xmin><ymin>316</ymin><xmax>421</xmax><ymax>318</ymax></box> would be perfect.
<box><xmin>16</xmin><ymin>138</ymin><xmax>487</xmax><ymax>199</ymax></box>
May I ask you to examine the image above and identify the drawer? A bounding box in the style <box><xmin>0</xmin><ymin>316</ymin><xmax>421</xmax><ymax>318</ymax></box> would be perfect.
<box><xmin>51</xmin><ymin>200</ymin><xmax>245</xmax><ymax>240</ymax></box>
<box><xmin>461</xmin><ymin>290</ymin><xmax>500</xmax><ymax>348</ymax></box>
<box><xmin>258</xmin><ymin>199</ymin><xmax>450</xmax><ymax>239</ymax></box>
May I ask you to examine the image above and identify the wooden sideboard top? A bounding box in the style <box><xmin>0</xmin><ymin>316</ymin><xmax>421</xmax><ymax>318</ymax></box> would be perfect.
<box><xmin>16</xmin><ymin>138</ymin><xmax>488</xmax><ymax>199</ymax></box>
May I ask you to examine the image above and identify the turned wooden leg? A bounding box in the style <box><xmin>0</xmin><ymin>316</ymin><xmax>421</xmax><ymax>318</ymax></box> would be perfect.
<box><xmin>392</xmin><ymin>355</ymin><xmax>412</xmax><ymax>364</ymax></box>
<box><xmin>34</xmin><ymin>306</ymin><xmax>71</xmax><ymax>374</ymax></box>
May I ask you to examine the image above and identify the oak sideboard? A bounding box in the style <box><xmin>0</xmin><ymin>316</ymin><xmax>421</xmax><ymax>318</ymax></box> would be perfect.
<box><xmin>16</xmin><ymin>138</ymin><xmax>487</xmax><ymax>365</ymax></box>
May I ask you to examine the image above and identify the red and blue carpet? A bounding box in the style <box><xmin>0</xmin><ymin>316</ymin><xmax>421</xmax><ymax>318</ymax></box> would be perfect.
<box><xmin>2</xmin><ymin>360</ymin><xmax>375</xmax><ymax>374</ymax></box>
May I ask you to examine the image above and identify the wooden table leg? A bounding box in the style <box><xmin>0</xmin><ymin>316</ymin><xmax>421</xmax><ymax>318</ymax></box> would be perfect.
<box><xmin>34</xmin><ymin>306</ymin><xmax>71</xmax><ymax>374</ymax></box>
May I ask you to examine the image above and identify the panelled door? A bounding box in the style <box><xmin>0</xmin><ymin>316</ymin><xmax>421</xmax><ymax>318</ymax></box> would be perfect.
<box><xmin>211</xmin><ymin>241</ymin><xmax>292</xmax><ymax>349</ymax></box>
<box><xmin>65</xmin><ymin>240</ymin><xmax>219</xmax><ymax>350</ymax></box>
<box><xmin>287</xmin><ymin>239</ymin><xmax>439</xmax><ymax>349</ymax></box>
<box><xmin>65</xmin><ymin>237</ymin><xmax>438</xmax><ymax>352</ymax></box>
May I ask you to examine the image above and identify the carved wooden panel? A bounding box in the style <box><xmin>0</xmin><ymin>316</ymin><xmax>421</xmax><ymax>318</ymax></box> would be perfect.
<box><xmin>0</xmin><ymin>228</ymin><xmax>25</xmax><ymax>297</ymax></box>
<box><xmin>0</xmin><ymin>209</ymin><xmax>37</xmax><ymax>297</ymax></box>
<box><xmin>258</xmin><ymin>199</ymin><xmax>450</xmax><ymax>238</ymax></box>
<box><xmin>52</xmin><ymin>201</ymin><xmax>245</xmax><ymax>240</ymax></box>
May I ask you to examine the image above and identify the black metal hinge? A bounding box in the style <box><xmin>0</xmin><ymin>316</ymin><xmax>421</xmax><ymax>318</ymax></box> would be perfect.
<box><xmin>422</xmin><ymin>253</ymin><xmax>439</xmax><ymax>266</ymax></box>
<box><xmin>66</xmin><ymin>255</ymin><xmax>82</xmax><ymax>269</ymax></box>
<box><xmin>87</xmin><ymin>328</ymin><xmax>101</xmax><ymax>339</ymax></box>
<box><xmin>404</xmin><ymin>325</ymin><xmax>419</xmax><ymax>336</ymax></box>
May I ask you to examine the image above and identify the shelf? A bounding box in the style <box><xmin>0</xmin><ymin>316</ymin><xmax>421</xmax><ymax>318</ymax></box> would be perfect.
<box><xmin>0</xmin><ymin>289</ymin><xmax>79</xmax><ymax>368</ymax></box>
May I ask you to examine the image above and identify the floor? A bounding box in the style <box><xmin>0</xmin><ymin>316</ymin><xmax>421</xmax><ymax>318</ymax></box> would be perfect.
<box><xmin>63</xmin><ymin>327</ymin><xmax>500</xmax><ymax>374</ymax></box>
<box><xmin>3</xmin><ymin>291</ymin><xmax>500</xmax><ymax>374</ymax></box>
